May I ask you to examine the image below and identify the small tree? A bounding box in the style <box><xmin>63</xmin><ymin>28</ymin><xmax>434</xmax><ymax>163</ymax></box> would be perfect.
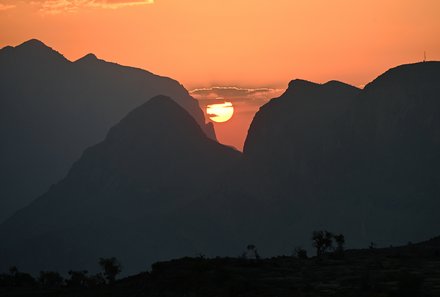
<box><xmin>98</xmin><ymin>257</ymin><xmax>122</xmax><ymax>284</ymax></box>
<box><xmin>312</xmin><ymin>230</ymin><xmax>333</xmax><ymax>257</ymax></box>
<box><xmin>334</xmin><ymin>234</ymin><xmax>345</xmax><ymax>252</ymax></box>
<box><xmin>246</xmin><ymin>244</ymin><xmax>260</xmax><ymax>260</ymax></box>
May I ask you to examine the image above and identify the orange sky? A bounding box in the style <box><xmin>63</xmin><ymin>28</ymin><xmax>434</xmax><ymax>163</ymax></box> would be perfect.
<box><xmin>1</xmin><ymin>0</ymin><xmax>439</xmax><ymax>149</ymax></box>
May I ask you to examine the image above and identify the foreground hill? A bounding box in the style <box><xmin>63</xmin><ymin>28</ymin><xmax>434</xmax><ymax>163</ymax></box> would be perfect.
<box><xmin>0</xmin><ymin>39</ymin><xmax>215</xmax><ymax>222</ymax></box>
<box><xmin>0</xmin><ymin>96</ymin><xmax>239</xmax><ymax>275</ymax></box>
<box><xmin>1</xmin><ymin>236</ymin><xmax>440</xmax><ymax>297</ymax></box>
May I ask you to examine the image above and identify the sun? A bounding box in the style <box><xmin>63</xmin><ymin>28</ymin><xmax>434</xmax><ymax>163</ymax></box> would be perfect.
<box><xmin>207</xmin><ymin>102</ymin><xmax>234</xmax><ymax>123</ymax></box>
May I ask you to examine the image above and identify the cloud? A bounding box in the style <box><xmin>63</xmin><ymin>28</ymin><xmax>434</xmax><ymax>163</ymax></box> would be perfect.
<box><xmin>190</xmin><ymin>86</ymin><xmax>285</xmax><ymax>106</ymax></box>
<box><xmin>0</xmin><ymin>3</ymin><xmax>15</xmax><ymax>10</ymax></box>
<box><xmin>31</xmin><ymin>0</ymin><xmax>154</xmax><ymax>14</ymax></box>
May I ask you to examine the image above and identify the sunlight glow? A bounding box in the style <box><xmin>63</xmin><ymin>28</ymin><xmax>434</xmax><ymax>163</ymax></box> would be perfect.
<box><xmin>207</xmin><ymin>102</ymin><xmax>234</xmax><ymax>123</ymax></box>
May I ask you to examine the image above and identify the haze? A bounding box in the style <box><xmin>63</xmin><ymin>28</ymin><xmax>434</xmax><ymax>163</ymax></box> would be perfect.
<box><xmin>1</xmin><ymin>0</ymin><xmax>439</xmax><ymax>149</ymax></box>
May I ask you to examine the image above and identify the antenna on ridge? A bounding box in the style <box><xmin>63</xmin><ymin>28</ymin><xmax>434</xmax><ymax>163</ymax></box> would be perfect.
<box><xmin>424</xmin><ymin>51</ymin><xmax>426</xmax><ymax>62</ymax></box>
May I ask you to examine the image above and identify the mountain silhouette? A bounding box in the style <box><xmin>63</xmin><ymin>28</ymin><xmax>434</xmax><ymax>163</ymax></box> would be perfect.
<box><xmin>240</xmin><ymin>62</ymin><xmax>440</xmax><ymax>252</ymax></box>
<box><xmin>244</xmin><ymin>79</ymin><xmax>360</xmax><ymax>189</ymax></box>
<box><xmin>350</xmin><ymin>62</ymin><xmax>440</xmax><ymax>244</ymax></box>
<box><xmin>0</xmin><ymin>95</ymin><xmax>239</xmax><ymax>274</ymax></box>
<box><xmin>1</xmin><ymin>54</ymin><xmax>439</xmax><ymax>276</ymax></box>
<box><xmin>0</xmin><ymin>39</ymin><xmax>215</xmax><ymax>222</ymax></box>
<box><xmin>237</xmin><ymin>79</ymin><xmax>362</xmax><ymax>254</ymax></box>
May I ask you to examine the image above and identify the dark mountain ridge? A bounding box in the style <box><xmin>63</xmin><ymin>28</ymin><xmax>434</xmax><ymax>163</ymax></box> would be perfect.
<box><xmin>1</xmin><ymin>46</ymin><xmax>439</xmax><ymax>277</ymax></box>
<box><xmin>243</xmin><ymin>78</ymin><xmax>361</xmax><ymax>202</ymax></box>
<box><xmin>0</xmin><ymin>39</ymin><xmax>215</xmax><ymax>222</ymax></box>
<box><xmin>241</xmin><ymin>61</ymin><xmax>440</xmax><ymax>251</ymax></box>
<box><xmin>0</xmin><ymin>96</ymin><xmax>239</xmax><ymax>275</ymax></box>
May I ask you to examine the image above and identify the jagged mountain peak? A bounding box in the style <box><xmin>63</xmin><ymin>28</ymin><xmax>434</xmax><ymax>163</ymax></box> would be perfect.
<box><xmin>0</xmin><ymin>38</ymin><xmax>216</xmax><ymax>224</ymax></box>
<box><xmin>74</xmin><ymin>53</ymin><xmax>99</xmax><ymax>63</ymax></box>
<box><xmin>364</xmin><ymin>61</ymin><xmax>440</xmax><ymax>90</ymax></box>
<box><xmin>17</xmin><ymin>39</ymin><xmax>48</xmax><ymax>49</ymax></box>
<box><xmin>286</xmin><ymin>79</ymin><xmax>319</xmax><ymax>91</ymax></box>
<box><xmin>0</xmin><ymin>38</ymin><xmax>68</xmax><ymax>63</ymax></box>
<box><xmin>285</xmin><ymin>79</ymin><xmax>359</xmax><ymax>95</ymax></box>
<box><xmin>323</xmin><ymin>80</ymin><xmax>359</xmax><ymax>91</ymax></box>
<box><xmin>107</xmin><ymin>95</ymin><xmax>206</xmax><ymax>140</ymax></box>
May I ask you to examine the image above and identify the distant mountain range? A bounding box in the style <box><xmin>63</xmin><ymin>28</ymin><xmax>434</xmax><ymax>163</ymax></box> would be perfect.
<box><xmin>0</xmin><ymin>39</ymin><xmax>439</xmax><ymax>275</ymax></box>
<box><xmin>0</xmin><ymin>39</ymin><xmax>215</xmax><ymax>222</ymax></box>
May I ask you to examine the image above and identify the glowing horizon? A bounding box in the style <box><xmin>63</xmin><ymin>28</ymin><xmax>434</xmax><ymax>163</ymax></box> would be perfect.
<box><xmin>1</xmin><ymin>0</ymin><xmax>439</xmax><ymax>149</ymax></box>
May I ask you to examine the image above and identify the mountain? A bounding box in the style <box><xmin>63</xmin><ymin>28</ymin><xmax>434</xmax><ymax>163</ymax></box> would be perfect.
<box><xmin>0</xmin><ymin>39</ymin><xmax>215</xmax><ymax>222</ymax></box>
<box><xmin>239</xmin><ymin>79</ymin><xmax>362</xmax><ymax>254</ymax></box>
<box><xmin>350</xmin><ymin>62</ymin><xmax>440</xmax><ymax>244</ymax></box>
<box><xmin>244</xmin><ymin>79</ymin><xmax>360</xmax><ymax>189</ymax></box>
<box><xmin>241</xmin><ymin>62</ymin><xmax>440</xmax><ymax>251</ymax></box>
<box><xmin>0</xmin><ymin>95</ymin><xmax>239</xmax><ymax>275</ymax></box>
<box><xmin>1</xmin><ymin>58</ymin><xmax>439</xmax><ymax>276</ymax></box>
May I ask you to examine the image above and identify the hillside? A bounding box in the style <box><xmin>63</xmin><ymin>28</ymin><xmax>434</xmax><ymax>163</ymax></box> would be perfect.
<box><xmin>1</xmin><ymin>236</ymin><xmax>440</xmax><ymax>296</ymax></box>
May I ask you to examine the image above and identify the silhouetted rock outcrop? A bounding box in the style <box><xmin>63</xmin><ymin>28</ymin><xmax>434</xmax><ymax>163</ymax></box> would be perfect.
<box><xmin>0</xmin><ymin>39</ymin><xmax>215</xmax><ymax>222</ymax></box>
<box><xmin>0</xmin><ymin>96</ymin><xmax>239</xmax><ymax>274</ymax></box>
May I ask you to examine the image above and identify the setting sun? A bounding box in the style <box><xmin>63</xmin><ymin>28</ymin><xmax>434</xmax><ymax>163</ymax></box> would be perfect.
<box><xmin>207</xmin><ymin>102</ymin><xmax>234</xmax><ymax>123</ymax></box>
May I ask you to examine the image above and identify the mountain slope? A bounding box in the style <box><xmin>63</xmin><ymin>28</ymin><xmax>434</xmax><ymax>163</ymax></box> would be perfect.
<box><xmin>350</xmin><ymin>62</ymin><xmax>440</xmax><ymax>244</ymax></box>
<box><xmin>244</xmin><ymin>79</ymin><xmax>360</xmax><ymax>189</ymax></box>
<box><xmin>237</xmin><ymin>79</ymin><xmax>362</xmax><ymax>254</ymax></box>
<box><xmin>0</xmin><ymin>95</ymin><xmax>239</xmax><ymax>275</ymax></box>
<box><xmin>0</xmin><ymin>39</ymin><xmax>215</xmax><ymax>222</ymax></box>
<box><xmin>241</xmin><ymin>62</ymin><xmax>440</xmax><ymax>251</ymax></box>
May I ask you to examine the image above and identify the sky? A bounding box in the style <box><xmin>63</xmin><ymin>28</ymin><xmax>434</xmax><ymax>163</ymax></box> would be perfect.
<box><xmin>1</xmin><ymin>0</ymin><xmax>439</xmax><ymax>149</ymax></box>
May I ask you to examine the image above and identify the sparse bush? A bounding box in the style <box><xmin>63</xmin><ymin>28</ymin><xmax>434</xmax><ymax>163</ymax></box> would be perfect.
<box><xmin>98</xmin><ymin>257</ymin><xmax>122</xmax><ymax>284</ymax></box>
<box><xmin>293</xmin><ymin>247</ymin><xmax>308</xmax><ymax>259</ymax></box>
<box><xmin>86</xmin><ymin>273</ymin><xmax>106</xmax><ymax>288</ymax></box>
<box><xmin>245</xmin><ymin>244</ymin><xmax>260</xmax><ymax>260</ymax></box>
<box><xmin>0</xmin><ymin>266</ymin><xmax>36</xmax><ymax>287</ymax></box>
<box><xmin>333</xmin><ymin>233</ymin><xmax>345</xmax><ymax>258</ymax></box>
<box><xmin>66</xmin><ymin>270</ymin><xmax>89</xmax><ymax>288</ymax></box>
<box><xmin>334</xmin><ymin>234</ymin><xmax>345</xmax><ymax>252</ymax></box>
<box><xmin>38</xmin><ymin>271</ymin><xmax>64</xmax><ymax>288</ymax></box>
